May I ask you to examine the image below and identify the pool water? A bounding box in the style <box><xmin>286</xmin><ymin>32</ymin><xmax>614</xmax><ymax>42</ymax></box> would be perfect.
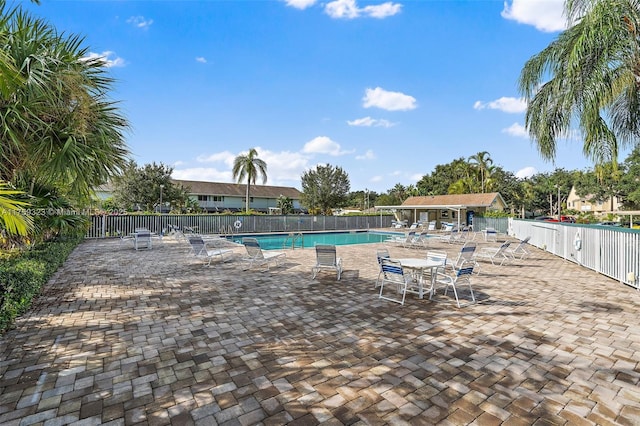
<box><xmin>229</xmin><ymin>231</ymin><xmax>400</xmax><ymax>250</ymax></box>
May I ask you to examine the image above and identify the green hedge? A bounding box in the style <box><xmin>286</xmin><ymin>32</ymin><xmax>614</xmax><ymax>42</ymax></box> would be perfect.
<box><xmin>0</xmin><ymin>236</ymin><xmax>82</xmax><ymax>334</ymax></box>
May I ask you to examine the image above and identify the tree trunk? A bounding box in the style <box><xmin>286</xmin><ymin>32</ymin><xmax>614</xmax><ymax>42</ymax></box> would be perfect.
<box><xmin>245</xmin><ymin>182</ymin><xmax>250</xmax><ymax>213</ymax></box>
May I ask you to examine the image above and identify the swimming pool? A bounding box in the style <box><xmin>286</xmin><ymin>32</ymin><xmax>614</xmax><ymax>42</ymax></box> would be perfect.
<box><xmin>229</xmin><ymin>231</ymin><xmax>401</xmax><ymax>250</ymax></box>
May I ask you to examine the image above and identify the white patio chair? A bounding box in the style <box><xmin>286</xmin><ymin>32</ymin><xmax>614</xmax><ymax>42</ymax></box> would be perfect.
<box><xmin>432</xmin><ymin>260</ymin><xmax>476</xmax><ymax>308</ymax></box>
<box><xmin>188</xmin><ymin>236</ymin><xmax>234</xmax><ymax>266</ymax></box>
<box><xmin>483</xmin><ymin>227</ymin><xmax>498</xmax><ymax>242</ymax></box>
<box><xmin>420</xmin><ymin>251</ymin><xmax>448</xmax><ymax>293</ymax></box>
<box><xmin>378</xmin><ymin>258</ymin><xmax>412</xmax><ymax>306</ymax></box>
<box><xmin>241</xmin><ymin>237</ymin><xmax>286</xmax><ymax>271</ymax></box>
<box><xmin>505</xmin><ymin>236</ymin><xmax>531</xmax><ymax>260</ymax></box>
<box><xmin>473</xmin><ymin>241</ymin><xmax>511</xmax><ymax>266</ymax></box>
<box><xmin>311</xmin><ymin>244</ymin><xmax>343</xmax><ymax>280</ymax></box>
<box><xmin>375</xmin><ymin>248</ymin><xmax>391</xmax><ymax>288</ymax></box>
<box><xmin>447</xmin><ymin>242</ymin><xmax>478</xmax><ymax>273</ymax></box>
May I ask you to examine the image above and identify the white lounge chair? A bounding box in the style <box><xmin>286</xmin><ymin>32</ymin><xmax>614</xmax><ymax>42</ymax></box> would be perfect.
<box><xmin>505</xmin><ymin>236</ymin><xmax>531</xmax><ymax>260</ymax></box>
<box><xmin>447</xmin><ymin>242</ymin><xmax>479</xmax><ymax>273</ymax></box>
<box><xmin>311</xmin><ymin>244</ymin><xmax>343</xmax><ymax>280</ymax></box>
<box><xmin>241</xmin><ymin>237</ymin><xmax>286</xmax><ymax>271</ymax></box>
<box><xmin>386</xmin><ymin>231</ymin><xmax>416</xmax><ymax>246</ymax></box>
<box><xmin>188</xmin><ymin>236</ymin><xmax>234</xmax><ymax>266</ymax></box>
<box><xmin>473</xmin><ymin>241</ymin><xmax>511</xmax><ymax>266</ymax></box>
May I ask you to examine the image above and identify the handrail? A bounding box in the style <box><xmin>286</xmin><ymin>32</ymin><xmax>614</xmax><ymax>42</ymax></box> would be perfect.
<box><xmin>283</xmin><ymin>232</ymin><xmax>304</xmax><ymax>249</ymax></box>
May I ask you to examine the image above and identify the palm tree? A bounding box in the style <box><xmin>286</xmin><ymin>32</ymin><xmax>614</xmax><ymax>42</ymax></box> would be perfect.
<box><xmin>0</xmin><ymin>181</ymin><xmax>32</xmax><ymax>237</ymax></box>
<box><xmin>468</xmin><ymin>151</ymin><xmax>494</xmax><ymax>193</ymax></box>
<box><xmin>232</xmin><ymin>148</ymin><xmax>267</xmax><ymax>213</ymax></box>
<box><xmin>0</xmin><ymin>3</ymin><xmax>130</xmax><ymax>202</ymax></box>
<box><xmin>519</xmin><ymin>0</ymin><xmax>640</xmax><ymax>168</ymax></box>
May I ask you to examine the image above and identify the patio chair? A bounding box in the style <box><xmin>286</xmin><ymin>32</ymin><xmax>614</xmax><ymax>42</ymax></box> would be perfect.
<box><xmin>427</xmin><ymin>220</ymin><xmax>437</xmax><ymax>231</ymax></box>
<box><xmin>432</xmin><ymin>260</ymin><xmax>476</xmax><ymax>308</ymax></box>
<box><xmin>311</xmin><ymin>244</ymin><xmax>343</xmax><ymax>280</ymax></box>
<box><xmin>447</xmin><ymin>242</ymin><xmax>478</xmax><ymax>273</ymax></box>
<box><xmin>505</xmin><ymin>236</ymin><xmax>531</xmax><ymax>260</ymax></box>
<box><xmin>473</xmin><ymin>241</ymin><xmax>511</xmax><ymax>266</ymax></box>
<box><xmin>378</xmin><ymin>258</ymin><xmax>412</xmax><ymax>306</ymax></box>
<box><xmin>386</xmin><ymin>231</ymin><xmax>416</xmax><ymax>246</ymax></box>
<box><xmin>375</xmin><ymin>248</ymin><xmax>391</xmax><ymax>288</ymax></box>
<box><xmin>134</xmin><ymin>230</ymin><xmax>152</xmax><ymax>250</ymax></box>
<box><xmin>241</xmin><ymin>237</ymin><xmax>286</xmax><ymax>271</ymax></box>
<box><xmin>421</xmin><ymin>250</ymin><xmax>448</xmax><ymax>290</ymax></box>
<box><xmin>188</xmin><ymin>236</ymin><xmax>234</xmax><ymax>266</ymax></box>
<box><xmin>483</xmin><ymin>227</ymin><xmax>498</xmax><ymax>242</ymax></box>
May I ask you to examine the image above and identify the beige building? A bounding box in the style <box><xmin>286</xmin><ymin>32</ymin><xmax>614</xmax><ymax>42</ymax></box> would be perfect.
<box><xmin>566</xmin><ymin>186</ymin><xmax>621</xmax><ymax>216</ymax></box>
<box><xmin>375</xmin><ymin>192</ymin><xmax>507</xmax><ymax>228</ymax></box>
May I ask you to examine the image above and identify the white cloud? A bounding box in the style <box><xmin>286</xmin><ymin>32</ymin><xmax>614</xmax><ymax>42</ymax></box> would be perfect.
<box><xmin>182</xmin><ymin>147</ymin><xmax>309</xmax><ymax>186</ymax></box>
<box><xmin>302</xmin><ymin>136</ymin><xmax>352</xmax><ymax>156</ymax></box>
<box><xmin>196</xmin><ymin>151</ymin><xmax>236</xmax><ymax>166</ymax></box>
<box><xmin>355</xmin><ymin>149</ymin><xmax>376</xmax><ymax>160</ymax></box>
<box><xmin>501</xmin><ymin>0</ymin><xmax>566</xmax><ymax>33</ymax></box>
<box><xmin>195</xmin><ymin>57</ymin><xmax>207</xmax><ymax>63</ymax></box>
<box><xmin>172</xmin><ymin>167</ymin><xmax>232</xmax><ymax>182</ymax></box>
<box><xmin>126</xmin><ymin>15</ymin><xmax>154</xmax><ymax>29</ymax></box>
<box><xmin>516</xmin><ymin>166</ymin><xmax>537</xmax><ymax>179</ymax></box>
<box><xmin>284</xmin><ymin>0</ymin><xmax>317</xmax><ymax>9</ymax></box>
<box><xmin>361</xmin><ymin>2</ymin><xmax>403</xmax><ymax>18</ymax></box>
<box><xmin>502</xmin><ymin>122</ymin><xmax>529</xmax><ymax>138</ymax></box>
<box><xmin>473</xmin><ymin>97</ymin><xmax>527</xmax><ymax>113</ymax></box>
<box><xmin>370</xmin><ymin>175</ymin><xmax>383</xmax><ymax>183</ymax></box>
<box><xmin>325</xmin><ymin>0</ymin><xmax>401</xmax><ymax>19</ymax></box>
<box><xmin>363</xmin><ymin>87</ymin><xmax>417</xmax><ymax>111</ymax></box>
<box><xmin>81</xmin><ymin>51</ymin><xmax>125</xmax><ymax>68</ymax></box>
<box><xmin>347</xmin><ymin>116</ymin><xmax>397</xmax><ymax>128</ymax></box>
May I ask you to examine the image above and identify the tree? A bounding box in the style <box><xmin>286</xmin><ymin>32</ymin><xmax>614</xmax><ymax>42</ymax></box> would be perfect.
<box><xmin>300</xmin><ymin>164</ymin><xmax>350</xmax><ymax>215</ymax></box>
<box><xmin>112</xmin><ymin>162</ymin><xmax>189</xmax><ymax>212</ymax></box>
<box><xmin>468</xmin><ymin>151</ymin><xmax>495</xmax><ymax>193</ymax></box>
<box><xmin>232</xmin><ymin>148</ymin><xmax>267</xmax><ymax>213</ymax></box>
<box><xmin>0</xmin><ymin>181</ymin><xmax>32</xmax><ymax>237</ymax></box>
<box><xmin>615</xmin><ymin>146</ymin><xmax>640</xmax><ymax>209</ymax></box>
<box><xmin>518</xmin><ymin>0</ymin><xmax>640</xmax><ymax>167</ymax></box>
<box><xmin>0</xmin><ymin>2</ymin><xmax>130</xmax><ymax>202</ymax></box>
<box><xmin>276</xmin><ymin>195</ymin><xmax>293</xmax><ymax>215</ymax></box>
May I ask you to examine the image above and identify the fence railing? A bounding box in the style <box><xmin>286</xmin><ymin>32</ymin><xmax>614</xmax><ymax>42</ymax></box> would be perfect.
<box><xmin>87</xmin><ymin>214</ymin><xmax>394</xmax><ymax>239</ymax></box>
<box><xmin>509</xmin><ymin>218</ymin><xmax>640</xmax><ymax>289</ymax></box>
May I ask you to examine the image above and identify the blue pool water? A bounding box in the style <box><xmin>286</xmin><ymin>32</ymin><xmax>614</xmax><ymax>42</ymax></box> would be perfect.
<box><xmin>229</xmin><ymin>231</ymin><xmax>400</xmax><ymax>250</ymax></box>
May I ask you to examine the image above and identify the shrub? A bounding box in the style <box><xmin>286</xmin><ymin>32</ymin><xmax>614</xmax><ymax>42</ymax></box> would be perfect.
<box><xmin>0</xmin><ymin>235</ymin><xmax>82</xmax><ymax>334</ymax></box>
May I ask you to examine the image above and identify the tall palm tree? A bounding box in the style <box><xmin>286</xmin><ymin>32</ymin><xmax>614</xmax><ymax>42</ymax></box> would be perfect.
<box><xmin>232</xmin><ymin>148</ymin><xmax>267</xmax><ymax>213</ymax></box>
<box><xmin>0</xmin><ymin>181</ymin><xmax>32</xmax><ymax>237</ymax></box>
<box><xmin>519</xmin><ymin>0</ymin><xmax>640</xmax><ymax>168</ymax></box>
<box><xmin>0</xmin><ymin>3</ymin><xmax>130</xmax><ymax>201</ymax></box>
<box><xmin>468</xmin><ymin>151</ymin><xmax>494</xmax><ymax>193</ymax></box>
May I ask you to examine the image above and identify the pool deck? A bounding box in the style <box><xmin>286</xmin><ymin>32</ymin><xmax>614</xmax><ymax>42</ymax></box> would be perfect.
<box><xmin>1</xmin><ymin>231</ymin><xmax>639</xmax><ymax>425</ymax></box>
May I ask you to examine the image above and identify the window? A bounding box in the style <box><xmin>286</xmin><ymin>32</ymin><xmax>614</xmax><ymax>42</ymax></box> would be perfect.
<box><xmin>212</xmin><ymin>196</ymin><xmax>223</xmax><ymax>202</ymax></box>
<box><xmin>440</xmin><ymin>210</ymin><xmax>449</xmax><ymax>218</ymax></box>
<box><xmin>197</xmin><ymin>195</ymin><xmax>207</xmax><ymax>201</ymax></box>
<box><xmin>242</xmin><ymin>197</ymin><xmax>254</xmax><ymax>203</ymax></box>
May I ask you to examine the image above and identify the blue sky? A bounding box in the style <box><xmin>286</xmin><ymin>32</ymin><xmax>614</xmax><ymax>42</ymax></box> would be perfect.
<box><xmin>24</xmin><ymin>0</ymin><xmax>597</xmax><ymax>193</ymax></box>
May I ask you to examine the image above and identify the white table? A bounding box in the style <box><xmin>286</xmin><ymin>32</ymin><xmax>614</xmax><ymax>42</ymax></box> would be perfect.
<box><xmin>394</xmin><ymin>258</ymin><xmax>445</xmax><ymax>299</ymax></box>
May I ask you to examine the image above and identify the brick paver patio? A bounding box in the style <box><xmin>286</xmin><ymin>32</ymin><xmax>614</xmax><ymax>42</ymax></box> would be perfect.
<box><xmin>1</xmin><ymin>233</ymin><xmax>639</xmax><ymax>425</ymax></box>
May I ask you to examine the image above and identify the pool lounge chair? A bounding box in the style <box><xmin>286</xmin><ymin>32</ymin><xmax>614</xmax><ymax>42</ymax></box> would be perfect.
<box><xmin>311</xmin><ymin>244</ymin><xmax>343</xmax><ymax>280</ymax></box>
<box><xmin>188</xmin><ymin>236</ymin><xmax>234</xmax><ymax>266</ymax></box>
<box><xmin>473</xmin><ymin>241</ymin><xmax>511</xmax><ymax>266</ymax></box>
<box><xmin>241</xmin><ymin>237</ymin><xmax>286</xmax><ymax>271</ymax></box>
<box><xmin>505</xmin><ymin>236</ymin><xmax>531</xmax><ymax>260</ymax></box>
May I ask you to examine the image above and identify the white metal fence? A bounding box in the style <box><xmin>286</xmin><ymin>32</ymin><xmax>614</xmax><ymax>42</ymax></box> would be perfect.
<box><xmin>509</xmin><ymin>218</ymin><xmax>640</xmax><ymax>289</ymax></box>
<box><xmin>87</xmin><ymin>214</ymin><xmax>394</xmax><ymax>238</ymax></box>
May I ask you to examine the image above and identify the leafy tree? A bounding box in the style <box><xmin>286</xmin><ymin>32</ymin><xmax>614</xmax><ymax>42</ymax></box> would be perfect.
<box><xmin>232</xmin><ymin>148</ymin><xmax>267</xmax><ymax>213</ymax></box>
<box><xmin>112</xmin><ymin>162</ymin><xmax>189</xmax><ymax>212</ymax></box>
<box><xmin>416</xmin><ymin>157</ymin><xmax>470</xmax><ymax>196</ymax></box>
<box><xmin>276</xmin><ymin>195</ymin><xmax>293</xmax><ymax>215</ymax></box>
<box><xmin>574</xmin><ymin>164</ymin><xmax>622</xmax><ymax>212</ymax></box>
<box><xmin>301</xmin><ymin>164</ymin><xmax>350</xmax><ymax>215</ymax></box>
<box><xmin>518</xmin><ymin>0</ymin><xmax>640</xmax><ymax>167</ymax></box>
<box><xmin>0</xmin><ymin>181</ymin><xmax>32</xmax><ymax>237</ymax></box>
<box><xmin>0</xmin><ymin>2</ymin><xmax>130</xmax><ymax>201</ymax></box>
<box><xmin>617</xmin><ymin>146</ymin><xmax>640</xmax><ymax>209</ymax></box>
<box><xmin>468</xmin><ymin>151</ymin><xmax>495</xmax><ymax>193</ymax></box>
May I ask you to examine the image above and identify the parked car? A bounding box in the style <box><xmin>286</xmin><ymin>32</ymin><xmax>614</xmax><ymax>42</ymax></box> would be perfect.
<box><xmin>534</xmin><ymin>215</ymin><xmax>576</xmax><ymax>223</ymax></box>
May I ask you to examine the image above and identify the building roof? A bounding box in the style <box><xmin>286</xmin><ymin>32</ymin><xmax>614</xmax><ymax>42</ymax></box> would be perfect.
<box><xmin>173</xmin><ymin>179</ymin><xmax>302</xmax><ymax>199</ymax></box>
<box><xmin>375</xmin><ymin>192</ymin><xmax>506</xmax><ymax>209</ymax></box>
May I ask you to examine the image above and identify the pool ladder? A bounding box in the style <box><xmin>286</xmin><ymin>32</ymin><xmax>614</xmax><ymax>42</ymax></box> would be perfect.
<box><xmin>283</xmin><ymin>232</ymin><xmax>304</xmax><ymax>249</ymax></box>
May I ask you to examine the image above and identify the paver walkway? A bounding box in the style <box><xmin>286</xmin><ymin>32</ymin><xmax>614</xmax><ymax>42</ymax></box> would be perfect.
<box><xmin>1</xmin><ymin>233</ymin><xmax>639</xmax><ymax>425</ymax></box>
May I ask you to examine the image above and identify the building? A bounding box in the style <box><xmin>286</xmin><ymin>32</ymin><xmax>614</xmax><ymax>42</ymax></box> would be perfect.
<box><xmin>566</xmin><ymin>186</ymin><xmax>621</xmax><ymax>216</ymax></box>
<box><xmin>174</xmin><ymin>180</ymin><xmax>303</xmax><ymax>213</ymax></box>
<box><xmin>375</xmin><ymin>192</ymin><xmax>507</xmax><ymax>228</ymax></box>
<box><xmin>94</xmin><ymin>180</ymin><xmax>304</xmax><ymax>213</ymax></box>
